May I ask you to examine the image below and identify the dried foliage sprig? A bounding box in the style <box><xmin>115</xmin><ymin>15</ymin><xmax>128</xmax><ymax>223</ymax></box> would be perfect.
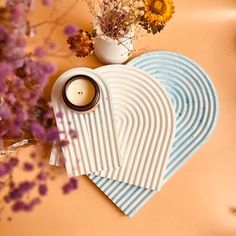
<box><xmin>67</xmin><ymin>29</ymin><xmax>95</xmax><ymax>57</ymax></box>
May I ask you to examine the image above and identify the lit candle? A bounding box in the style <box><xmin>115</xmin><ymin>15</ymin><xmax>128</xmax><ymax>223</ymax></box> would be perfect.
<box><xmin>62</xmin><ymin>75</ymin><xmax>100</xmax><ymax>113</ymax></box>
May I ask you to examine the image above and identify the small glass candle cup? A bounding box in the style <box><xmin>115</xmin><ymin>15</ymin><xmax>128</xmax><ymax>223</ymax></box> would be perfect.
<box><xmin>62</xmin><ymin>75</ymin><xmax>100</xmax><ymax>113</ymax></box>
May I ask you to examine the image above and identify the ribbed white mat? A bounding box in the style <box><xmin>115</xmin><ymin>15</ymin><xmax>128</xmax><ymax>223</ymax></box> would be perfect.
<box><xmin>51</xmin><ymin>68</ymin><xmax>121</xmax><ymax>176</ymax></box>
<box><xmin>92</xmin><ymin>65</ymin><xmax>175</xmax><ymax>190</ymax></box>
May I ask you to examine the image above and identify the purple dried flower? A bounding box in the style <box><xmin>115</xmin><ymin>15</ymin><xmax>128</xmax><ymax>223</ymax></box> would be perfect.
<box><xmin>14</xmin><ymin>107</ymin><xmax>28</xmax><ymax>125</ymax></box>
<box><xmin>48</xmin><ymin>41</ymin><xmax>57</xmax><ymax>50</ymax></box>
<box><xmin>0</xmin><ymin>61</ymin><xmax>12</xmax><ymax>93</ymax></box>
<box><xmin>0</xmin><ymin>80</ymin><xmax>7</xmax><ymax>93</ymax></box>
<box><xmin>17</xmin><ymin>36</ymin><xmax>26</xmax><ymax>48</ymax></box>
<box><xmin>43</xmin><ymin>63</ymin><xmax>56</xmax><ymax>74</ymax></box>
<box><xmin>29</xmin><ymin>198</ymin><xmax>41</xmax><ymax>210</ymax></box>
<box><xmin>30</xmin><ymin>122</ymin><xmax>46</xmax><ymax>141</ymax></box>
<box><xmin>45</xmin><ymin>109</ymin><xmax>54</xmax><ymax>119</ymax></box>
<box><xmin>0</xmin><ymin>163</ymin><xmax>11</xmax><ymax>177</ymax></box>
<box><xmin>0</xmin><ymin>104</ymin><xmax>11</xmax><ymax>120</ymax></box>
<box><xmin>7</xmin><ymin>181</ymin><xmax>34</xmax><ymax>202</ymax></box>
<box><xmin>23</xmin><ymin>162</ymin><xmax>34</xmax><ymax>171</ymax></box>
<box><xmin>42</xmin><ymin>0</ymin><xmax>53</xmax><ymax>6</ymax></box>
<box><xmin>12</xmin><ymin>198</ymin><xmax>40</xmax><ymax>212</ymax></box>
<box><xmin>22</xmin><ymin>91</ymin><xmax>31</xmax><ymax>99</ymax></box>
<box><xmin>34</xmin><ymin>47</ymin><xmax>47</xmax><ymax>58</ymax></box>
<box><xmin>12</xmin><ymin>201</ymin><xmax>25</xmax><ymax>212</ymax></box>
<box><xmin>38</xmin><ymin>161</ymin><xmax>46</xmax><ymax>168</ymax></box>
<box><xmin>9</xmin><ymin>126</ymin><xmax>20</xmax><ymax>138</ymax></box>
<box><xmin>37</xmin><ymin>171</ymin><xmax>48</xmax><ymax>181</ymax></box>
<box><xmin>8</xmin><ymin>182</ymin><xmax>34</xmax><ymax>202</ymax></box>
<box><xmin>7</xmin><ymin>94</ymin><xmax>16</xmax><ymax>105</ymax></box>
<box><xmin>0</xmin><ymin>62</ymin><xmax>12</xmax><ymax>78</ymax></box>
<box><xmin>64</xmin><ymin>25</ymin><xmax>77</xmax><ymax>36</ymax></box>
<box><xmin>62</xmin><ymin>178</ymin><xmax>78</xmax><ymax>194</ymax></box>
<box><xmin>8</xmin><ymin>188</ymin><xmax>23</xmax><ymax>201</ymax></box>
<box><xmin>23</xmin><ymin>203</ymin><xmax>33</xmax><ymax>212</ymax></box>
<box><xmin>24</xmin><ymin>198</ymin><xmax>41</xmax><ymax>211</ymax></box>
<box><xmin>19</xmin><ymin>181</ymin><xmax>34</xmax><ymax>191</ymax></box>
<box><xmin>15</xmin><ymin>78</ymin><xmax>24</xmax><ymax>88</ymax></box>
<box><xmin>9</xmin><ymin>158</ymin><xmax>19</xmax><ymax>167</ymax></box>
<box><xmin>30</xmin><ymin>152</ymin><xmax>36</xmax><ymax>159</ymax></box>
<box><xmin>69</xmin><ymin>129</ymin><xmax>78</xmax><ymax>139</ymax></box>
<box><xmin>60</xmin><ymin>140</ymin><xmax>69</xmax><ymax>147</ymax></box>
<box><xmin>11</xmin><ymin>3</ymin><xmax>25</xmax><ymax>24</ymax></box>
<box><xmin>46</xmin><ymin>127</ymin><xmax>60</xmax><ymax>144</ymax></box>
<box><xmin>38</xmin><ymin>184</ymin><xmax>48</xmax><ymax>196</ymax></box>
<box><xmin>30</xmin><ymin>197</ymin><xmax>41</xmax><ymax>206</ymax></box>
<box><xmin>56</xmin><ymin>111</ymin><xmax>63</xmax><ymax>119</ymax></box>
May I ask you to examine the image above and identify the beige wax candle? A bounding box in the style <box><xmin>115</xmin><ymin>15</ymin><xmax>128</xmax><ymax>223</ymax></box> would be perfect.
<box><xmin>62</xmin><ymin>75</ymin><xmax>100</xmax><ymax>113</ymax></box>
<box><xmin>65</xmin><ymin>78</ymin><xmax>95</xmax><ymax>106</ymax></box>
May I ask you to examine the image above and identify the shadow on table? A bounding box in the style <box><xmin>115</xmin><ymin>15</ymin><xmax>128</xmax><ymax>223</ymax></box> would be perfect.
<box><xmin>229</xmin><ymin>207</ymin><xmax>236</xmax><ymax>215</ymax></box>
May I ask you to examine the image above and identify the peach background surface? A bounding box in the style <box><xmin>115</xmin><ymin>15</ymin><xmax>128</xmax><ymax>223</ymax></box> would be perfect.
<box><xmin>1</xmin><ymin>0</ymin><xmax>236</xmax><ymax>235</ymax></box>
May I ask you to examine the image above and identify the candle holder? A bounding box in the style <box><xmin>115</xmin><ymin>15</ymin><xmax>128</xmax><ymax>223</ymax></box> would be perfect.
<box><xmin>62</xmin><ymin>75</ymin><xmax>100</xmax><ymax>113</ymax></box>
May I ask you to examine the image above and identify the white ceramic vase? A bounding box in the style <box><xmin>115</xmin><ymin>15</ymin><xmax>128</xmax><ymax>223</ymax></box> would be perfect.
<box><xmin>94</xmin><ymin>22</ymin><xmax>134</xmax><ymax>64</ymax></box>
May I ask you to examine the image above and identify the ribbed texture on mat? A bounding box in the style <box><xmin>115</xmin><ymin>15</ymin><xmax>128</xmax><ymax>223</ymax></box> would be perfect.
<box><xmin>88</xmin><ymin>51</ymin><xmax>218</xmax><ymax>217</ymax></box>
<box><xmin>93</xmin><ymin>65</ymin><xmax>175</xmax><ymax>190</ymax></box>
<box><xmin>52</xmin><ymin>68</ymin><xmax>121</xmax><ymax>176</ymax></box>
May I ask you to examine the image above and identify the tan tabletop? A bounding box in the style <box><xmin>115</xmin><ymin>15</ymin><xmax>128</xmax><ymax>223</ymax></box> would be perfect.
<box><xmin>1</xmin><ymin>0</ymin><xmax>236</xmax><ymax>235</ymax></box>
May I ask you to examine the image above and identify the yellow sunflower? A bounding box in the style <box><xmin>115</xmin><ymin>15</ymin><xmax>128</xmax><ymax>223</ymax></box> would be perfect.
<box><xmin>143</xmin><ymin>0</ymin><xmax>175</xmax><ymax>24</ymax></box>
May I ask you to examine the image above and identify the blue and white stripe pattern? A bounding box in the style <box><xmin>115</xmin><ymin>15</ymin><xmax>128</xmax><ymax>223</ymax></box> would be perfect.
<box><xmin>88</xmin><ymin>51</ymin><xmax>219</xmax><ymax>217</ymax></box>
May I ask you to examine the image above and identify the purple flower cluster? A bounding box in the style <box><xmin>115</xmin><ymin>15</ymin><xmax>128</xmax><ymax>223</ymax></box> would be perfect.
<box><xmin>38</xmin><ymin>184</ymin><xmax>48</xmax><ymax>196</ymax></box>
<box><xmin>98</xmin><ymin>0</ymin><xmax>131</xmax><ymax>39</ymax></box>
<box><xmin>62</xmin><ymin>178</ymin><xmax>78</xmax><ymax>194</ymax></box>
<box><xmin>12</xmin><ymin>198</ymin><xmax>41</xmax><ymax>212</ymax></box>
<box><xmin>4</xmin><ymin>181</ymin><xmax>34</xmax><ymax>203</ymax></box>
<box><xmin>1</xmin><ymin>156</ymin><xmax>53</xmax><ymax>214</ymax></box>
<box><xmin>0</xmin><ymin>157</ymin><xmax>18</xmax><ymax>177</ymax></box>
<box><xmin>36</xmin><ymin>171</ymin><xmax>48</xmax><ymax>181</ymax></box>
<box><xmin>23</xmin><ymin>162</ymin><xmax>34</xmax><ymax>171</ymax></box>
<box><xmin>0</xmin><ymin>163</ymin><xmax>11</xmax><ymax>178</ymax></box>
<box><xmin>0</xmin><ymin>0</ymin><xmax>80</xmax><ymax>220</ymax></box>
<box><xmin>0</xmin><ymin>0</ymin><xmax>57</xmax><ymax>143</ymax></box>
